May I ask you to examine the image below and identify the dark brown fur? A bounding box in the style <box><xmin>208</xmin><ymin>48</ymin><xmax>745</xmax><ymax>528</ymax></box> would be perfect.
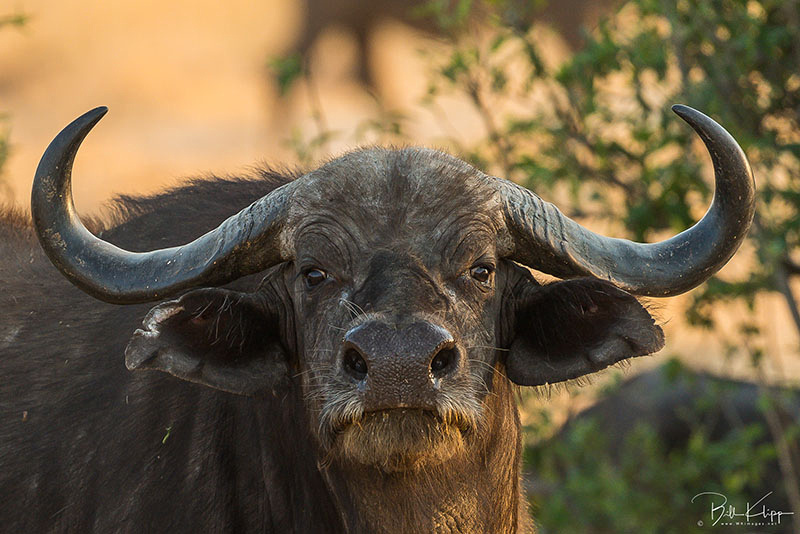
<box><xmin>2</xmin><ymin>147</ymin><xmax>663</xmax><ymax>532</ymax></box>
<box><xmin>0</xmin><ymin>163</ymin><xmax>531</xmax><ymax>532</ymax></box>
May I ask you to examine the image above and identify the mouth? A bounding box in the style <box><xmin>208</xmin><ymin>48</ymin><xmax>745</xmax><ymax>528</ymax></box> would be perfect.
<box><xmin>327</xmin><ymin>408</ymin><xmax>472</xmax><ymax>472</ymax></box>
<box><xmin>330</xmin><ymin>407</ymin><xmax>473</xmax><ymax>435</ymax></box>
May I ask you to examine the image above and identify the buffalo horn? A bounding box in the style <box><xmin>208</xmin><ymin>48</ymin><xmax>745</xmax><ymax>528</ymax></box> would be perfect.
<box><xmin>31</xmin><ymin>107</ymin><xmax>298</xmax><ymax>304</ymax></box>
<box><xmin>497</xmin><ymin>105</ymin><xmax>755</xmax><ymax>297</ymax></box>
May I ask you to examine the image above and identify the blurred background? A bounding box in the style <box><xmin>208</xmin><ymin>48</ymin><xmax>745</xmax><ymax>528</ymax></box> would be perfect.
<box><xmin>1</xmin><ymin>0</ymin><xmax>798</xmax><ymax>531</ymax></box>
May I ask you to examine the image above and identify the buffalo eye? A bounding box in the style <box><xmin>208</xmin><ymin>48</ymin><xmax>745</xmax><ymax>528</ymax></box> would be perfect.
<box><xmin>469</xmin><ymin>264</ymin><xmax>493</xmax><ymax>284</ymax></box>
<box><xmin>304</xmin><ymin>268</ymin><xmax>328</xmax><ymax>288</ymax></box>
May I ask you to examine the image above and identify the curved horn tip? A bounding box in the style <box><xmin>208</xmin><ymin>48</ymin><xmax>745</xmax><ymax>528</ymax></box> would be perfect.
<box><xmin>73</xmin><ymin>106</ymin><xmax>109</xmax><ymax>130</ymax></box>
<box><xmin>32</xmin><ymin>106</ymin><xmax>110</xmax><ymax>196</ymax></box>
<box><xmin>670</xmin><ymin>103</ymin><xmax>753</xmax><ymax>179</ymax></box>
<box><xmin>670</xmin><ymin>103</ymin><xmax>695</xmax><ymax>117</ymax></box>
<box><xmin>670</xmin><ymin>104</ymin><xmax>724</xmax><ymax>135</ymax></box>
<box><xmin>36</xmin><ymin>107</ymin><xmax>110</xmax><ymax>166</ymax></box>
<box><xmin>49</xmin><ymin>107</ymin><xmax>110</xmax><ymax>143</ymax></box>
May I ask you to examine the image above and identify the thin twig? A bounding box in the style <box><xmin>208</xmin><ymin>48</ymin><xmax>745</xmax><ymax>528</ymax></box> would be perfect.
<box><xmin>465</xmin><ymin>77</ymin><xmax>514</xmax><ymax>177</ymax></box>
<box><xmin>774</xmin><ymin>262</ymin><xmax>800</xmax><ymax>335</ymax></box>
<box><xmin>753</xmin><ymin>365</ymin><xmax>800</xmax><ymax>533</ymax></box>
<box><xmin>304</xmin><ymin>62</ymin><xmax>329</xmax><ymax>146</ymax></box>
<box><xmin>782</xmin><ymin>257</ymin><xmax>800</xmax><ymax>276</ymax></box>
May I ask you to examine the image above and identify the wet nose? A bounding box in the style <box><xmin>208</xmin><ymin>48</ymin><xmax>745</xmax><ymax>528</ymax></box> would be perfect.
<box><xmin>341</xmin><ymin>320</ymin><xmax>459</xmax><ymax>410</ymax></box>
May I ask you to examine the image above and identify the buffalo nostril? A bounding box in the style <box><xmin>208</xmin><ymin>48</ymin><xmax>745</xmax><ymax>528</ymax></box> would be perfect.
<box><xmin>430</xmin><ymin>347</ymin><xmax>458</xmax><ymax>377</ymax></box>
<box><xmin>343</xmin><ymin>348</ymin><xmax>368</xmax><ymax>380</ymax></box>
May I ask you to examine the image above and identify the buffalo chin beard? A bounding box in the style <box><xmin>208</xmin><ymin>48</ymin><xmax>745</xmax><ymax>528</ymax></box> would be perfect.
<box><xmin>327</xmin><ymin>409</ymin><xmax>472</xmax><ymax>473</ymax></box>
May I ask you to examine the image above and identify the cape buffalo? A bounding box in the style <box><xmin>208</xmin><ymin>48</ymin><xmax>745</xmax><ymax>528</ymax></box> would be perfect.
<box><xmin>0</xmin><ymin>105</ymin><xmax>754</xmax><ymax>532</ymax></box>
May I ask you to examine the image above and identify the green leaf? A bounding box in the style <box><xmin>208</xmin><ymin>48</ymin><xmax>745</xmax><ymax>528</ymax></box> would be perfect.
<box><xmin>269</xmin><ymin>54</ymin><xmax>304</xmax><ymax>96</ymax></box>
<box><xmin>0</xmin><ymin>12</ymin><xmax>28</xmax><ymax>28</ymax></box>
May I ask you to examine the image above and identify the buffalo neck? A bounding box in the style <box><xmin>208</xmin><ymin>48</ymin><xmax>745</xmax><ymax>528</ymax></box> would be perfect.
<box><xmin>319</xmin><ymin>372</ymin><xmax>529</xmax><ymax>533</ymax></box>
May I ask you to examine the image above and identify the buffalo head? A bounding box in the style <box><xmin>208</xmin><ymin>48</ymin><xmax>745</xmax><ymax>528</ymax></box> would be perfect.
<box><xmin>31</xmin><ymin>106</ymin><xmax>754</xmax><ymax>472</ymax></box>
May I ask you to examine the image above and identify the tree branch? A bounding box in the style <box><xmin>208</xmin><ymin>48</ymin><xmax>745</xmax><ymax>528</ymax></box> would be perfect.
<box><xmin>782</xmin><ymin>257</ymin><xmax>800</xmax><ymax>276</ymax></box>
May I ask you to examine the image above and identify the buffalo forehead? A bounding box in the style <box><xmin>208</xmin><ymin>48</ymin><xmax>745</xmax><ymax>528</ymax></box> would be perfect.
<box><xmin>287</xmin><ymin>147</ymin><xmax>503</xmax><ymax>250</ymax></box>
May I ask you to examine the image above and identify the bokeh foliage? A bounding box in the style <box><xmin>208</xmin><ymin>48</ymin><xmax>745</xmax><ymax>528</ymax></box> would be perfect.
<box><xmin>524</xmin><ymin>359</ymin><xmax>797</xmax><ymax>533</ymax></box>
<box><xmin>274</xmin><ymin>0</ymin><xmax>800</xmax><ymax>530</ymax></box>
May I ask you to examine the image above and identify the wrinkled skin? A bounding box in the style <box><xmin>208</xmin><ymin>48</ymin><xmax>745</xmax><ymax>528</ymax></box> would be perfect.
<box><xmin>3</xmin><ymin>149</ymin><xmax>664</xmax><ymax>533</ymax></box>
<box><xmin>119</xmin><ymin>149</ymin><xmax>663</xmax><ymax>532</ymax></box>
<box><xmin>287</xmin><ymin>150</ymin><xmax>506</xmax><ymax>462</ymax></box>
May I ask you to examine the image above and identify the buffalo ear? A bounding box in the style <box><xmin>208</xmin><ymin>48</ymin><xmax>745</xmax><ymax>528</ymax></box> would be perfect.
<box><xmin>125</xmin><ymin>288</ymin><xmax>289</xmax><ymax>396</ymax></box>
<box><xmin>505</xmin><ymin>278</ymin><xmax>664</xmax><ymax>386</ymax></box>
